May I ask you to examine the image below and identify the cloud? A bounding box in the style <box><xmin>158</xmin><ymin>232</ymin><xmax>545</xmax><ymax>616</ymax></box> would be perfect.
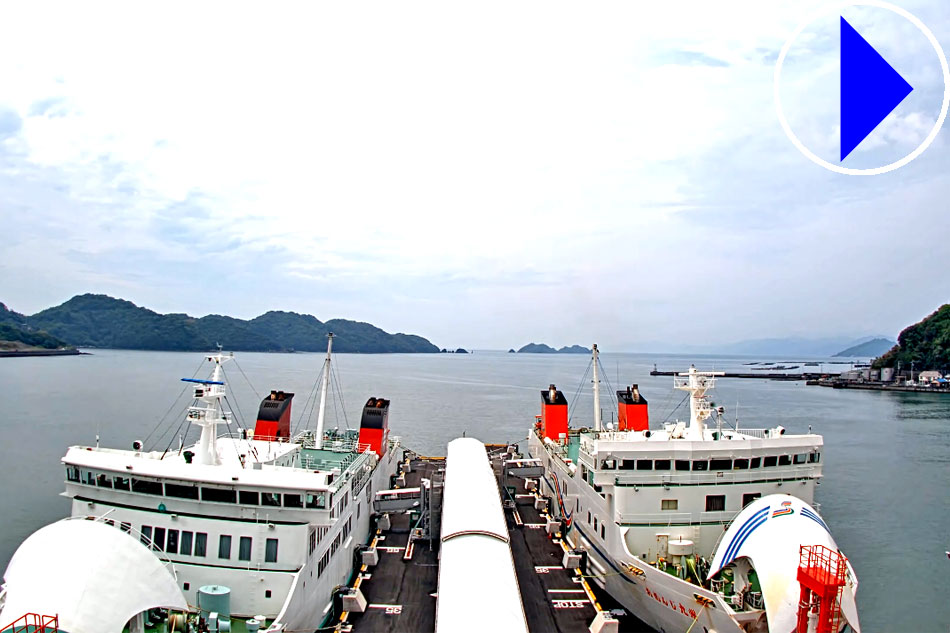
<box><xmin>0</xmin><ymin>108</ymin><xmax>21</xmax><ymax>140</ymax></box>
<box><xmin>659</xmin><ymin>50</ymin><xmax>731</xmax><ymax>68</ymax></box>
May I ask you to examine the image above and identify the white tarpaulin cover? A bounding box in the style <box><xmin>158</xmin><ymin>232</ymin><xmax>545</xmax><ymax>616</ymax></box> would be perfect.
<box><xmin>436</xmin><ymin>437</ymin><xmax>527</xmax><ymax>633</ymax></box>
<box><xmin>0</xmin><ymin>518</ymin><xmax>187</xmax><ymax>633</ymax></box>
<box><xmin>708</xmin><ymin>494</ymin><xmax>860</xmax><ymax>633</ymax></box>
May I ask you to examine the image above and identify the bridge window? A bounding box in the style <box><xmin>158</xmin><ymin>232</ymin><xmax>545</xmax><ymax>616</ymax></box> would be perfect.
<box><xmin>262</xmin><ymin>492</ymin><xmax>281</xmax><ymax>507</ymax></box>
<box><xmin>66</xmin><ymin>465</ymin><xmax>80</xmax><ymax>482</ymax></box>
<box><xmin>266</xmin><ymin>538</ymin><xmax>279</xmax><ymax>563</ymax></box>
<box><xmin>778</xmin><ymin>455</ymin><xmax>792</xmax><ymax>467</ymax></box>
<box><xmin>114</xmin><ymin>476</ymin><xmax>131</xmax><ymax>490</ymax></box>
<box><xmin>675</xmin><ymin>460</ymin><xmax>690</xmax><ymax>471</ymax></box>
<box><xmin>692</xmin><ymin>460</ymin><xmax>709</xmax><ymax>471</ymax></box>
<box><xmin>85</xmin><ymin>471</ymin><xmax>96</xmax><ymax>485</ymax></box>
<box><xmin>749</xmin><ymin>457</ymin><xmax>761</xmax><ymax>468</ymax></box>
<box><xmin>808</xmin><ymin>452</ymin><xmax>821</xmax><ymax>463</ymax></box>
<box><xmin>132</xmin><ymin>478</ymin><xmax>163</xmax><ymax>496</ymax></box>
<box><xmin>306</xmin><ymin>492</ymin><xmax>326</xmax><ymax>509</ymax></box>
<box><xmin>166</xmin><ymin>482</ymin><xmax>200</xmax><ymax>500</ymax></box>
<box><xmin>762</xmin><ymin>456</ymin><xmax>777</xmax><ymax>468</ymax></box>
<box><xmin>202</xmin><ymin>487</ymin><xmax>237</xmax><ymax>503</ymax></box>
<box><xmin>636</xmin><ymin>460</ymin><xmax>653</xmax><ymax>471</ymax></box>
<box><xmin>793</xmin><ymin>453</ymin><xmax>808</xmax><ymax>465</ymax></box>
<box><xmin>284</xmin><ymin>493</ymin><xmax>303</xmax><ymax>508</ymax></box>
<box><xmin>710</xmin><ymin>458</ymin><xmax>732</xmax><ymax>471</ymax></box>
<box><xmin>654</xmin><ymin>459</ymin><xmax>671</xmax><ymax>470</ymax></box>
<box><xmin>733</xmin><ymin>459</ymin><xmax>749</xmax><ymax>469</ymax></box>
<box><xmin>240</xmin><ymin>490</ymin><xmax>260</xmax><ymax>505</ymax></box>
<box><xmin>218</xmin><ymin>535</ymin><xmax>232</xmax><ymax>559</ymax></box>
<box><xmin>602</xmin><ymin>459</ymin><xmax>616</xmax><ymax>470</ymax></box>
<box><xmin>239</xmin><ymin>536</ymin><xmax>252</xmax><ymax>561</ymax></box>
<box><xmin>705</xmin><ymin>495</ymin><xmax>726</xmax><ymax>512</ymax></box>
<box><xmin>661</xmin><ymin>499</ymin><xmax>678</xmax><ymax>511</ymax></box>
<box><xmin>97</xmin><ymin>473</ymin><xmax>113</xmax><ymax>488</ymax></box>
<box><xmin>620</xmin><ymin>459</ymin><xmax>636</xmax><ymax>470</ymax></box>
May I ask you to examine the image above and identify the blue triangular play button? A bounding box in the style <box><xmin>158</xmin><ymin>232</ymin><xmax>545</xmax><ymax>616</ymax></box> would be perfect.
<box><xmin>841</xmin><ymin>16</ymin><xmax>913</xmax><ymax>161</ymax></box>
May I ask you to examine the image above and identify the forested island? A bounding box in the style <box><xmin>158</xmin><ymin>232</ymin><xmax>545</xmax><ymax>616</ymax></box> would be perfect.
<box><xmin>516</xmin><ymin>343</ymin><xmax>591</xmax><ymax>354</ymax></box>
<box><xmin>0</xmin><ymin>294</ymin><xmax>440</xmax><ymax>354</ymax></box>
<box><xmin>833</xmin><ymin>337</ymin><xmax>895</xmax><ymax>357</ymax></box>
<box><xmin>873</xmin><ymin>304</ymin><xmax>950</xmax><ymax>370</ymax></box>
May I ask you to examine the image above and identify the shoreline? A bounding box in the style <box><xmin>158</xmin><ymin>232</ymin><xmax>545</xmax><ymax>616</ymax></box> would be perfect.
<box><xmin>0</xmin><ymin>348</ymin><xmax>84</xmax><ymax>358</ymax></box>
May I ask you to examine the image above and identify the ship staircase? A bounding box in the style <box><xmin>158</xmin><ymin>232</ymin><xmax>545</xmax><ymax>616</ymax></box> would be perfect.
<box><xmin>0</xmin><ymin>614</ymin><xmax>59</xmax><ymax>633</ymax></box>
<box><xmin>373</xmin><ymin>457</ymin><xmax>444</xmax><ymax>555</ymax></box>
<box><xmin>796</xmin><ymin>545</ymin><xmax>847</xmax><ymax>633</ymax></box>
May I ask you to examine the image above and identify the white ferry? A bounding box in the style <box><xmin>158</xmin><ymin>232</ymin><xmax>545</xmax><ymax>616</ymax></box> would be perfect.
<box><xmin>49</xmin><ymin>336</ymin><xmax>400</xmax><ymax>631</ymax></box>
<box><xmin>527</xmin><ymin>346</ymin><xmax>861</xmax><ymax>633</ymax></box>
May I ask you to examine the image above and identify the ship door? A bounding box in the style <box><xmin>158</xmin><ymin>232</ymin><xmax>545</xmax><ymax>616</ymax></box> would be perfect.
<box><xmin>656</xmin><ymin>533</ymin><xmax>669</xmax><ymax>562</ymax></box>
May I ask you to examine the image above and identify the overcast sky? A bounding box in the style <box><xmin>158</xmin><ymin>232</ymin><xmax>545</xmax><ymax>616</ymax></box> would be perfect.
<box><xmin>1</xmin><ymin>1</ymin><xmax>949</xmax><ymax>350</ymax></box>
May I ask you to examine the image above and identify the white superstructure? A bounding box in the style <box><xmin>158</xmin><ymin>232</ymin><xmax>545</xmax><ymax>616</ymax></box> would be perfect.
<box><xmin>56</xmin><ymin>343</ymin><xmax>401</xmax><ymax>631</ymax></box>
<box><xmin>528</xmin><ymin>355</ymin><xmax>860</xmax><ymax>633</ymax></box>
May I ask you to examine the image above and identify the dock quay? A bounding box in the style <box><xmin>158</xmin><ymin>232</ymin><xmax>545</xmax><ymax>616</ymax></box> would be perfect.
<box><xmin>807</xmin><ymin>378</ymin><xmax>950</xmax><ymax>393</ymax></box>
<box><xmin>341</xmin><ymin>444</ymin><xmax>646</xmax><ymax>633</ymax></box>
<box><xmin>650</xmin><ymin>369</ymin><xmax>824</xmax><ymax>381</ymax></box>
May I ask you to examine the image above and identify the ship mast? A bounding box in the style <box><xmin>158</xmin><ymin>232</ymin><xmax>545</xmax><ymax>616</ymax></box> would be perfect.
<box><xmin>314</xmin><ymin>333</ymin><xmax>334</xmax><ymax>450</ymax></box>
<box><xmin>592</xmin><ymin>344</ymin><xmax>602</xmax><ymax>431</ymax></box>
<box><xmin>185</xmin><ymin>353</ymin><xmax>233</xmax><ymax>466</ymax></box>
<box><xmin>674</xmin><ymin>365</ymin><xmax>724</xmax><ymax>440</ymax></box>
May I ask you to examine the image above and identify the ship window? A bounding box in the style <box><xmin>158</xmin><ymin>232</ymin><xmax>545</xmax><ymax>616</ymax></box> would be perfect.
<box><xmin>661</xmin><ymin>499</ymin><xmax>678</xmax><ymax>511</ymax></box>
<box><xmin>202</xmin><ymin>487</ymin><xmax>237</xmax><ymax>503</ymax></box>
<box><xmin>283</xmin><ymin>493</ymin><xmax>303</xmax><ymax>508</ymax></box>
<box><xmin>153</xmin><ymin>527</ymin><xmax>166</xmax><ymax>552</ymax></box>
<box><xmin>309</xmin><ymin>529</ymin><xmax>317</xmax><ymax>555</ymax></box>
<box><xmin>692</xmin><ymin>460</ymin><xmax>709</xmax><ymax>471</ymax></box>
<box><xmin>218</xmin><ymin>534</ymin><xmax>232</xmax><ymax>559</ymax></box>
<box><xmin>239</xmin><ymin>490</ymin><xmax>260</xmax><ymax>505</ymax></box>
<box><xmin>180</xmin><ymin>531</ymin><xmax>193</xmax><ymax>556</ymax></box>
<box><xmin>808</xmin><ymin>452</ymin><xmax>820</xmax><ymax>463</ymax></box>
<box><xmin>141</xmin><ymin>525</ymin><xmax>152</xmax><ymax>547</ymax></box>
<box><xmin>262</xmin><ymin>492</ymin><xmax>281</xmax><ymax>507</ymax></box>
<box><xmin>602</xmin><ymin>459</ymin><xmax>616</xmax><ymax>470</ymax></box>
<box><xmin>166</xmin><ymin>529</ymin><xmax>179</xmax><ymax>554</ymax></box>
<box><xmin>742</xmin><ymin>493</ymin><xmax>761</xmax><ymax>507</ymax></box>
<box><xmin>636</xmin><ymin>460</ymin><xmax>653</xmax><ymax>471</ymax></box>
<box><xmin>194</xmin><ymin>532</ymin><xmax>207</xmax><ymax>557</ymax></box>
<box><xmin>705</xmin><ymin>495</ymin><xmax>726</xmax><ymax>512</ymax></box>
<box><xmin>120</xmin><ymin>522</ymin><xmax>131</xmax><ymax>533</ymax></box>
<box><xmin>733</xmin><ymin>459</ymin><xmax>749</xmax><ymax>469</ymax></box>
<box><xmin>653</xmin><ymin>459</ymin><xmax>671</xmax><ymax>471</ymax></box>
<box><xmin>85</xmin><ymin>471</ymin><xmax>96</xmax><ymax>485</ymax></box>
<box><xmin>266</xmin><ymin>538</ymin><xmax>279</xmax><ymax>563</ymax></box>
<box><xmin>305</xmin><ymin>491</ymin><xmax>326</xmax><ymax>509</ymax></box>
<box><xmin>675</xmin><ymin>460</ymin><xmax>690</xmax><ymax>471</ymax></box>
<box><xmin>239</xmin><ymin>536</ymin><xmax>252</xmax><ymax>561</ymax></box>
<box><xmin>762</xmin><ymin>456</ymin><xmax>777</xmax><ymax>468</ymax></box>
<box><xmin>710</xmin><ymin>458</ymin><xmax>732</xmax><ymax>471</ymax></box>
<box><xmin>619</xmin><ymin>459</ymin><xmax>636</xmax><ymax>470</ymax></box>
<box><xmin>132</xmin><ymin>478</ymin><xmax>163</xmax><ymax>495</ymax></box>
<box><xmin>265</xmin><ymin>590</ymin><xmax>272</xmax><ymax>599</ymax></box>
<box><xmin>793</xmin><ymin>453</ymin><xmax>808</xmax><ymax>465</ymax></box>
<box><xmin>166</xmin><ymin>482</ymin><xmax>200</xmax><ymax>499</ymax></box>
<box><xmin>184</xmin><ymin>583</ymin><xmax>190</xmax><ymax>591</ymax></box>
<box><xmin>114</xmin><ymin>476</ymin><xmax>131</xmax><ymax>490</ymax></box>
<box><xmin>778</xmin><ymin>455</ymin><xmax>792</xmax><ymax>466</ymax></box>
<box><xmin>66</xmin><ymin>466</ymin><xmax>80</xmax><ymax>482</ymax></box>
<box><xmin>97</xmin><ymin>473</ymin><xmax>113</xmax><ymax>488</ymax></box>
<box><xmin>601</xmin><ymin>524</ymin><xmax>605</xmax><ymax>539</ymax></box>
<box><xmin>587</xmin><ymin>511</ymin><xmax>591</xmax><ymax>524</ymax></box>
<box><xmin>749</xmin><ymin>457</ymin><xmax>761</xmax><ymax>468</ymax></box>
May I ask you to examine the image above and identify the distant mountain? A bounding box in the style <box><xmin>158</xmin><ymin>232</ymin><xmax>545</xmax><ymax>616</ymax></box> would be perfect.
<box><xmin>0</xmin><ymin>302</ymin><xmax>27</xmax><ymax>327</ymax></box>
<box><xmin>874</xmin><ymin>304</ymin><xmax>950</xmax><ymax>370</ymax></box>
<box><xmin>516</xmin><ymin>343</ymin><xmax>591</xmax><ymax>354</ymax></box>
<box><xmin>833</xmin><ymin>337</ymin><xmax>895</xmax><ymax>357</ymax></box>
<box><xmin>6</xmin><ymin>294</ymin><xmax>440</xmax><ymax>353</ymax></box>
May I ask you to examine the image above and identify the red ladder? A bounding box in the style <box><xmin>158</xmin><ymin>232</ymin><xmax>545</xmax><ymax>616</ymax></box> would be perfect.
<box><xmin>796</xmin><ymin>545</ymin><xmax>847</xmax><ymax>633</ymax></box>
<box><xmin>0</xmin><ymin>614</ymin><xmax>59</xmax><ymax>633</ymax></box>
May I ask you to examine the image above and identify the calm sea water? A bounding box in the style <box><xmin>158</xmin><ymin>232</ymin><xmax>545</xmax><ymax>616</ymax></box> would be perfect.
<box><xmin>1</xmin><ymin>350</ymin><xmax>947</xmax><ymax>631</ymax></box>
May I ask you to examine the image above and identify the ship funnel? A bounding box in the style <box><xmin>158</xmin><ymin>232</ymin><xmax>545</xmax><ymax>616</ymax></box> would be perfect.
<box><xmin>540</xmin><ymin>384</ymin><xmax>568</xmax><ymax>442</ymax></box>
<box><xmin>617</xmin><ymin>384</ymin><xmax>649</xmax><ymax>431</ymax></box>
<box><xmin>254</xmin><ymin>390</ymin><xmax>294</xmax><ymax>441</ymax></box>
<box><xmin>359</xmin><ymin>397</ymin><xmax>391</xmax><ymax>456</ymax></box>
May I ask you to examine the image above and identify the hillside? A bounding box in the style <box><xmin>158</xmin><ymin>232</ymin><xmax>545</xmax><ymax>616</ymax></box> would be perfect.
<box><xmin>5</xmin><ymin>294</ymin><xmax>440</xmax><ymax>353</ymax></box>
<box><xmin>833</xmin><ymin>337</ymin><xmax>895</xmax><ymax>357</ymax></box>
<box><xmin>874</xmin><ymin>304</ymin><xmax>950</xmax><ymax>370</ymax></box>
<box><xmin>0</xmin><ymin>323</ymin><xmax>71</xmax><ymax>350</ymax></box>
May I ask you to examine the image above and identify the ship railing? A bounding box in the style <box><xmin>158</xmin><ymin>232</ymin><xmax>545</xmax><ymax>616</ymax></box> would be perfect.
<box><xmin>615</xmin><ymin>510</ymin><xmax>736</xmax><ymax>525</ymax></box>
<box><xmin>610</xmin><ymin>465</ymin><xmax>818</xmax><ymax>487</ymax></box>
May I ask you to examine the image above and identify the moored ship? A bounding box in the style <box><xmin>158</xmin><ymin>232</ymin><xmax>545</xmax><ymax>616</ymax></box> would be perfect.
<box><xmin>527</xmin><ymin>346</ymin><xmax>860</xmax><ymax>632</ymax></box>
<box><xmin>1</xmin><ymin>335</ymin><xmax>402</xmax><ymax>632</ymax></box>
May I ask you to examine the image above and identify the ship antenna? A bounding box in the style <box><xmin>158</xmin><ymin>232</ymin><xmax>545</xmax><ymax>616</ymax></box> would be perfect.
<box><xmin>314</xmin><ymin>332</ymin><xmax>334</xmax><ymax>450</ymax></box>
<box><xmin>592</xmin><ymin>344</ymin><xmax>602</xmax><ymax>432</ymax></box>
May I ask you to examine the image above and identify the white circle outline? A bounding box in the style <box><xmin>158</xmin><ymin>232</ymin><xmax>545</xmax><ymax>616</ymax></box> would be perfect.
<box><xmin>774</xmin><ymin>0</ymin><xmax>950</xmax><ymax>175</ymax></box>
